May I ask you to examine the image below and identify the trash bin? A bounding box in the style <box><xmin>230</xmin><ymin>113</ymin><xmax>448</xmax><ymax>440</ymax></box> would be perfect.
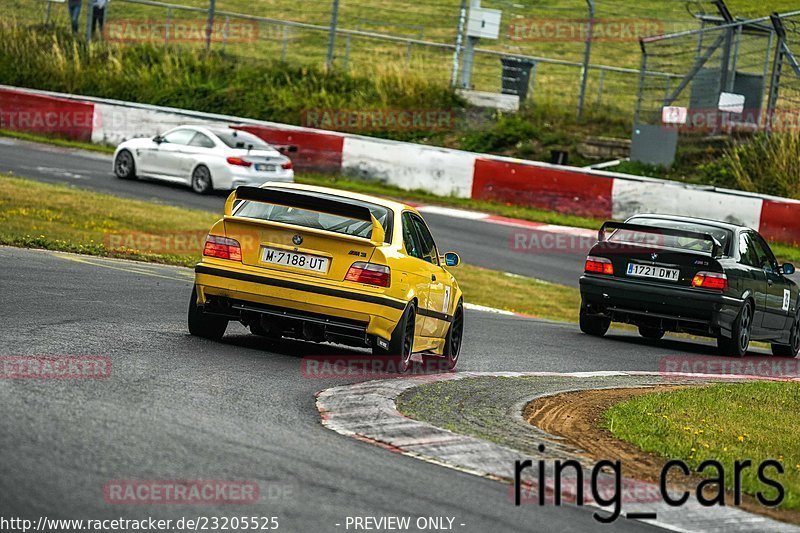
<box><xmin>500</xmin><ymin>57</ymin><xmax>536</xmax><ymax>102</ymax></box>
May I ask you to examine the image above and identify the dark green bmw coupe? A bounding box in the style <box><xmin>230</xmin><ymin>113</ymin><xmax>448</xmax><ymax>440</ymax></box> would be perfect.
<box><xmin>579</xmin><ymin>214</ymin><xmax>799</xmax><ymax>357</ymax></box>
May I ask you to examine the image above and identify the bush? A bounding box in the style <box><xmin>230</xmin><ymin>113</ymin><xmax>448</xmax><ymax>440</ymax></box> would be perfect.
<box><xmin>460</xmin><ymin>113</ymin><xmax>541</xmax><ymax>153</ymax></box>
<box><xmin>722</xmin><ymin>132</ymin><xmax>800</xmax><ymax>198</ymax></box>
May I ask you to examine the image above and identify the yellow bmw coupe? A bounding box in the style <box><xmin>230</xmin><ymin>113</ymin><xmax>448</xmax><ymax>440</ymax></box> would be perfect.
<box><xmin>189</xmin><ymin>182</ymin><xmax>464</xmax><ymax>371</ymax></box>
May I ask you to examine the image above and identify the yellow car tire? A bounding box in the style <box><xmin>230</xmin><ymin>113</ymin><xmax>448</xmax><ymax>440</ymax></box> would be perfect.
<box><xmin>443</xmin><ymin>301</ymin><xmax>464</xmax><ymax>370</ymax></box>
<box><xmin>188</xmin><ymin>286</ymin><xmax>228</xmax><ymax>341</ymax></box>
<box><xmin>374</xmin><ymin>302</ymin><xmax>416</xmax><ymax>373</ymax></box>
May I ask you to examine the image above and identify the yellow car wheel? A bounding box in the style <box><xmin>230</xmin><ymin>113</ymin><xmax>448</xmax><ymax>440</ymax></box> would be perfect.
<box><xmin>374</xmin><ymin>302</ymin><xmax>416</xmax><ymax>373</ymax></box>
<box><xmin>188</xmin><ymin>286</ymin><xmax>228</xmax><ymax>340</ymax></box>
<box><xmin>444</xmin><ymin>301</ymin><xmax>464</xmax><ymax>370</ymax></box>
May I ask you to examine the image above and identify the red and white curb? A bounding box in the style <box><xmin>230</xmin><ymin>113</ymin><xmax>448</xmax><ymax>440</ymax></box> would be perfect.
<box><xmin>316</xmin><ymin>371</ymin><xmax>799</xmax><ymax>533</ymax></box>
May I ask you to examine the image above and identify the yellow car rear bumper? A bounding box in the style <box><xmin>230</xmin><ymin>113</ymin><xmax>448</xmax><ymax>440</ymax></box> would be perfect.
<box><xmin>194</xmin><ymin>263</ymin><xmax>406</xmax><ymax>342</ymax></box>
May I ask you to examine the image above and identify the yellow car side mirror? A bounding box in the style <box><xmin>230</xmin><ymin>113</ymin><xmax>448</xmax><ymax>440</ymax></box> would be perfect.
<box><xmin>444</xmin><ymin>252</ymin><xmax>461</xmax><ymax>267</ymax></box>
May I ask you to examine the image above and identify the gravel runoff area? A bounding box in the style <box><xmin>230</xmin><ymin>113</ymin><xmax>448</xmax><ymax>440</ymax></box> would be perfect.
<box><xmin>317</xmin><ymin>372</ymin><xmax>800</xmax><ymax>532</ymax></box>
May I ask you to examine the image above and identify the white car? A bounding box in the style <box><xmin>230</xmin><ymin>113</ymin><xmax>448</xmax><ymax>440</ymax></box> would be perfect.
<box><xmin>112</xmin><ymin>125</ymin><xmax>295</xmax><ymax>194</ymax></box>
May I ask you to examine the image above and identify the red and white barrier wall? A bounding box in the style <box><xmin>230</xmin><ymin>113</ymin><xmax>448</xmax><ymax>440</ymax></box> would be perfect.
<box><xmin>2</xmin><ymin>84</ymin><xmax>800</xmax><ymax>243</ymax></box>
<box><xmin>0</xmin><ymin>87</ymin><xmax>95</xmax><ymax>141</ymax></box>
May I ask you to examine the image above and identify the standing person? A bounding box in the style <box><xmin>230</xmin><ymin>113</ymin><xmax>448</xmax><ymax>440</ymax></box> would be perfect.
<box><xmin>91</xmin><ymin>0</ymin><xmax>108</xmax><ymax>37</ymax></box>
<box><xmin>67</xmin><ymin>0</ymin><xmax>82</xmax><ymax>33</ymax></box>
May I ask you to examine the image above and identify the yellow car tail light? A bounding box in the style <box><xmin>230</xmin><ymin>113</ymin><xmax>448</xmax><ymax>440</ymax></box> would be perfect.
<box><xmin>345</xmin><ymin>262</ymin><xmax>391</xmax><ymax>287</ymax></box>
<box><xmin>203</xmin><ymin>235</ymin><xmax>242</xmax><ymax>262</ymax></box>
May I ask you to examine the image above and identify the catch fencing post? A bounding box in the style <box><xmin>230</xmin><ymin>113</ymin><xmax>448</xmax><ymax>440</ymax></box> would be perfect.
<box><xmin>222</xmin><ymin>16</ymin><xmax>230</xmax><ymax>51</ymax></box>
<box><xmin>326</xmin><ymin>0</ymin><xmax>340</xmax><ymax>69</ymax></box>
<box><xmin>451</xmin><ymin>0</ymin><xmax>468</xmax><ymax>88</ymax></box>
<box><xmin>729</xmin><ymin>24</ymin><xmax>743</xmax><ymax>91</ymax></box>
<box><xmin>596</xmin><ymin>68</ymin><xmax>605</xmax><ymax>104</ymax></box>
<box><xmin>343</xmin><ymin>34</ymin><xmax>351</xmax><ymax>69</ymax></box>
<box><xmin>634</xmin><ymin>39</ymin><xmax>648</xmax><ymax>126</ymax></box>
<box><xmin>529</xmin><ymin>61</ymin><xmax>538</xmax><ymax>102</ymax></box>
<box><xmin>766</xmin><ymin>13</ymin><xmax>787</xmax><ymax>133</ymax></box>
<box><xmin>760</xmin><ymin>29</ymin><xmax>774</xmax><ymax>108</ymax></box>
<box><xmin>165</xmin><ymin>7</ymin><xmax>172</xmax><ymax>48</ymax></box>
<box><xmin>281</xmin><ymin>25</ymin><xmax>289</xmax><ymax>62</ymax></box>
<box><xmin>85</xmin><ymin>0</ymin><xmax>93</xmax><ymax>42</ymax></box>
<box><xmin>576</xmin><ymin>0</ymin><xmax>595</xmax><ymax>119</ymax></box>
<box><xmin>205</xmin><ymin>0</ymin><xmax>216</xmax><ymax>53</ymax></box>
<box><xmin>714</xmin><ymin>0</ymin><xmax>735</xmax><ymax>94</ymax></box>
<box><xmin>459</xmin><ymin>0</ymin><xmax>481</xmax><ymax>89</ymax></box>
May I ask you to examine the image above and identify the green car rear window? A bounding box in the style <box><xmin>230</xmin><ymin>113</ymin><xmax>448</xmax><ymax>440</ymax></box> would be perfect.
<box><xmin>612</xmin><ymin>217</ymin><xmax>733</xmax><ymax>255</ymax></box>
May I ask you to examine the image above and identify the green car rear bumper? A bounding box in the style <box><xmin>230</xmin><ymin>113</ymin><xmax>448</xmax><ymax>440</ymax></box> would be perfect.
<box><xmin>579</xmin><ymin>274</ymin><xmax>744</xmax><ymax>337</ymax></box>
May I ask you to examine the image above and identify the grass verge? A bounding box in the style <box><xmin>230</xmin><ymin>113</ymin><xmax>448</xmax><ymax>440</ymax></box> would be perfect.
<box><xmin>604</xmin><ymin>382</ymin><xmax>800</xmax><ymax>511</ymax></box>
<box><xmin>0</xmin><ymin>129</ymin><xmax>115</xmax><ymax>154</ymax></box>
<box><xmin>0</xmin><ymin>175</ymin><xmax>218</xmax><ymax>266</ymax></box>
<box><xmin>0</xmin><ymin>174</ymin><xmax>581</xmax><ymax>322</ymax></box>
<box><xmin>456</xmin><ymin>269</ymin><xmax>579</xmax><ymax>322</ymax></box>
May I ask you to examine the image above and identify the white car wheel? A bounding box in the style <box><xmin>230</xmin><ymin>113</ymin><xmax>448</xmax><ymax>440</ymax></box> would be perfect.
<box><xmin>114</xmin><ymin>150</ymin><xmax>136</xmax><ymax>180</ymax></box>
<box><xmin>191</xmin><ymin>165</ymin><xmax>213</xmax><ymax>194</ymax></box>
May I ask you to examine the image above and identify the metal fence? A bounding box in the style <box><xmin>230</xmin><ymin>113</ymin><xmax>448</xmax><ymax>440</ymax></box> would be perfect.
<box><xmin>635</xmin><ymin>8</ymin><xmax>800</xmax><ymax>134</ymax></box>
<box><xmin>22</xmin><ymin>0</ymin><xmax>716</xmax><ymax>118</ymax></box>
<box><xmin>769</xmin><ymin>13</ymin><xmax>800</xmax><ymax>130</ymax></box>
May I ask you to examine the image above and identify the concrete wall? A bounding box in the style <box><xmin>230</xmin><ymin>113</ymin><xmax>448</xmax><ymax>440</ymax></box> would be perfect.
<box><xmin>341</xmin><ymin>137</ymin><xmax>476</xmax><ymax>198</ymax></box>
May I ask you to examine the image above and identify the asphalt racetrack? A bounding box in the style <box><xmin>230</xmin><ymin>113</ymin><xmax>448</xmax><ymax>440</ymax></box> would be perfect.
<box><xmin>0</xmin><ymin>138</ymin><xmax>781</xmax><ymax>532</ymax></box>
<box><xmin>0</xmin><ymin>246</ymin><xmax>684</xmax><ymax>532</ymax></box>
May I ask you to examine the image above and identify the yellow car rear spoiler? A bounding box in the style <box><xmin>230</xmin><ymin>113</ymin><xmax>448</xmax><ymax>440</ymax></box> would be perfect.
<box><xmin>224</xmin><ymin>186</ymin><xmax>386</xmax><ymax>245</ymax></box>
